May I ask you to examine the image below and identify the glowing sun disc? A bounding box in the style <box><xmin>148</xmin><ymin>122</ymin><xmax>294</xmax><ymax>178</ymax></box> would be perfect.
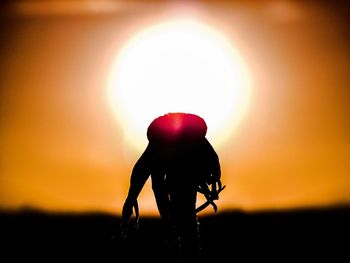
<box><xmin>108</xmin><ymin>19</ymin><xmax>251</xmax><ymax>151</ymax></box>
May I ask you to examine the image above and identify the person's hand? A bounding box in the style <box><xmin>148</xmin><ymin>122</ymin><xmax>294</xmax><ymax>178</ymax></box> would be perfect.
<box><xmin>121</xmin><ymin>198</ymin><xmax>134</xmax><ymax>225</ymax></box>
<box><xmin>111</xmin><ymin>199</ymin><xmax>139</xmax><ymax>240</ymax></box>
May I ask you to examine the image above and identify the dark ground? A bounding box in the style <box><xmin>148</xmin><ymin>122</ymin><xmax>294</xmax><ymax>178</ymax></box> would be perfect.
<box><xmin>1</xmin><ymin>207</ymin><xmax>349</xmax><ymax>262</ymax></box>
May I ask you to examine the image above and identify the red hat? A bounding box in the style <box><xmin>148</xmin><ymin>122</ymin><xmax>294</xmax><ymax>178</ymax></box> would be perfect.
<box><xmin>147</xmin><ymin>113</ymin><xmax>207</xmax><ymax>143</ymax></box>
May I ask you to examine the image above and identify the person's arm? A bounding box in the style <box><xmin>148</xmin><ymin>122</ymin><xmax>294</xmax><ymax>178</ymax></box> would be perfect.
<box><xmin>204</xmin><ymin>138</ymin><xmax>222</xmax><ymax>199</ymax></box>
<box><xmin>121</xmin><ymin>144</ymin><xmax>152</xmax><ymax>225</ymax></box>
<box><xmin>203</xmin><ymin>138</ymin><xmax>221</xmax><ymax>182</ymax></box>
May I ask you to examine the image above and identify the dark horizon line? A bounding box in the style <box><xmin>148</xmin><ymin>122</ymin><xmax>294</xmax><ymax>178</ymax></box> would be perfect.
<box><xmin>1</xmin><ymin>203</ymin><xmax>349</xmax><ymax>217</ymax></box>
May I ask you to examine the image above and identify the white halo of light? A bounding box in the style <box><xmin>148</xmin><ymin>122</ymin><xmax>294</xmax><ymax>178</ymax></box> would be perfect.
<box><xmin>107</xmin><ymin>19</ymin><xmax>251</xmax><ymax>152</ymax></box>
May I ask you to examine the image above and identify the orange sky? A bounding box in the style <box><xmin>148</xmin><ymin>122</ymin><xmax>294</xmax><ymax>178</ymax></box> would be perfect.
<box><xmin>0</xmin><ymin>0</ymin><xmax>349</xmax><ymax>215</ymax></box>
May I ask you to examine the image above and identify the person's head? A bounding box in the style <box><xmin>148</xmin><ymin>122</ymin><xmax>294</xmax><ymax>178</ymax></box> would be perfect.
<box><xmin>147</xmin><ymin>112</ymin><xmax>207</xmax><ymax>151</ymax></box>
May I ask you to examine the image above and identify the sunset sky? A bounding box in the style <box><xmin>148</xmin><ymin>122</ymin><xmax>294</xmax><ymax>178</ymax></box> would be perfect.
<box><xmin>0</xmin><ymin>0</ymin><xmax>349</xmax><ymax>215</ymax></box>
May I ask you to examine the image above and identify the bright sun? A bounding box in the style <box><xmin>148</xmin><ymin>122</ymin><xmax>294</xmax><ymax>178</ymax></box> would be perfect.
<box><xmin>108</xmin><ymin>19</ymin><xmax>251</xmax><ymax>151</ymax></box>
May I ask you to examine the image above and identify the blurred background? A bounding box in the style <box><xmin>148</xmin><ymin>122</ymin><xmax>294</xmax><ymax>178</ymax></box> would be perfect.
<box><xmin>0</xmin><ymin>0</ymin><xmax>349</xmax><ymax>215</ymax></box>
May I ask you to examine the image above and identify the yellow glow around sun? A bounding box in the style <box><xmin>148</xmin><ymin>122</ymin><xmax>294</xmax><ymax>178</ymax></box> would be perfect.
<box><xmin>108</xmin><ymin>19</ymin><xmax>251</xmax><ymax>151</ymax></box>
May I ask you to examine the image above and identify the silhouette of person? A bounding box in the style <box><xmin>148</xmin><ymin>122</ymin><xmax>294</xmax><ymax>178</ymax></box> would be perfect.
<box><xmin>120</xmin><ymin>113</ymin><xmax>224</xmax><ymax>262</ymax></box>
